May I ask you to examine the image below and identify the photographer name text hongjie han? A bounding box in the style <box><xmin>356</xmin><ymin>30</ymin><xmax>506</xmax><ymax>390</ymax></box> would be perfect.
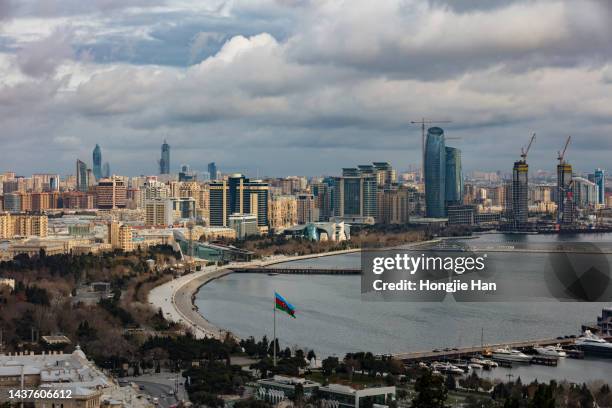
<box><xmin>370</xmin><ymin>253</ymin><xmax>497</xmax><ymax>294</ymax></box>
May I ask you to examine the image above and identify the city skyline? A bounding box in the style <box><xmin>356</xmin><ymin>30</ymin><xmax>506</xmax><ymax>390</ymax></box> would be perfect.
<box><xmin>1</xmin><ymin>1</ymin><xmax>612</xmax><ymax>176</ymax></box>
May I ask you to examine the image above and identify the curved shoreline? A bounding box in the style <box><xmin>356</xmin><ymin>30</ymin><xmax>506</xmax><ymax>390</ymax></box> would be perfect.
<box><xmin>148</xmin><ymin>248</ymin><xmax>362</xmax><ymax>340</ymax></box>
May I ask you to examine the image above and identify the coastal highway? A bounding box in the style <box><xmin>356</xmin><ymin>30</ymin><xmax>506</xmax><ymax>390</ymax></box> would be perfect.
<box><xmin>148</xmin><ymin>249</ymin><xmax>361</xmax><ymax>339</ymax></box>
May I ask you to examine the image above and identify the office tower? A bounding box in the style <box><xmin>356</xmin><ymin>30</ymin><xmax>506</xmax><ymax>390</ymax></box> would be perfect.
<box><xmin>159</xmin><ymin>140</ymin><xmax>170</xmax><ymax>174</ymax></box>
<box><xmin>297</xmin><ymin>193</ymin><xmax>317</xmax><ymax>224</ymax></box>
<box><xmin>445</xmin><ymin>147</ymin><xmax>463</xmax><ymax>206</ymax></box>
<box><xmin>172</xmin><ymin>197</ymin><xmax>197</xmax><ymax>219</ymax></box>
<box><xmin>76</xmin><ymin>159</ymin><xmax>89</xmax><ymax>192</ymax></box>
<box><xmin>572</xmin><ymin>177</ymin><xmax>598</xmax><ymax>209</ymax></box>
<box><xmin>92</xmin><ymin>144</ymin><xmax>102</xmax><ymax>180</ymax></box>
<box><xmin>556</xmin><ymin>162</ymin><xmax>574</xmax><ymax>225</ymax></box>
<box><xmin>95</xmin><ymin>177</ymin><xmax>127</xmax><ymax>209</ymax></box>
<box><xmin>208</xmin><ymin>162</ymin><xmax>218</xmax><ymax>181</ymax></box>
<box><xmin>512</xmin><ymin>160</ymin><xmax>529</xmax><ymax>227</ymax></box>
<box><xmin>268</xmin><ymin>195</ymin><xmax>298</xmax><ymax>231</ymax></box>
<box><xmin>209</xmin><ymin>174</ymin><xmax>269</xmax><ymax>231</ymax></box>
<box><xmin>102</xmin><ymin>162</ymin><xmax>111</xmax><ymax>178</ymax></box>
<box><xmin>588</xmin><ymin>168</ymin><xmax>605</xmax><ymax>205</ymax></box>
<box><xmin>424</xmin><ymin>127</ymin><xmax>446</xmax><ymax>217</ymax></box>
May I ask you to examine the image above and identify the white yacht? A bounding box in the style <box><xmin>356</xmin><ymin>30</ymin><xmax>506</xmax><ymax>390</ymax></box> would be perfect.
<box><xmin>431</xmin><ymin>362</ymin><xmax>465</xmax><ymax>375</ymax></box>
<box><xmin>575</xmin><ymin>331</ymin><xmax>612</xmax><ymax>357</ymax></box>
<box><xmin>534</xmin><ymin>345</ymin><xmax>566</xmax><ymax>358</ymax></box>
<box><xmin>491</xmin><ymin>347</ymin><xmax>532</xmax><ymax>363</ymax></box>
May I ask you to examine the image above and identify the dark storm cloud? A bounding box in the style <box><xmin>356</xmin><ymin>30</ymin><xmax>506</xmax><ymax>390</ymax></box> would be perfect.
<box><xmin>0</xmin><ymin>0</ymin><xmax>612</xmax><ymax>176</ymax></box>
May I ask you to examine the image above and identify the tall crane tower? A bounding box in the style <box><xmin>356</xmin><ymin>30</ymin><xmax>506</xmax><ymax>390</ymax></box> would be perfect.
<box><xmin>410</xmin><ymin>118</ymin><xmax>452</xmax><ymax>181</ymax></box>
<box><xmin>521</xmin><ymin>133</ymin><xmax>536</xmax><ymax>162</ymax></box>
<box><xmin>557</xmin><ymin>136</ymin><xmax>574</xmax><ymax>225</ymax></box>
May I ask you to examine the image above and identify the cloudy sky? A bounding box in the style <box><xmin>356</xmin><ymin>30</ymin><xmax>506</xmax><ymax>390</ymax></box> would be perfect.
<box><xmin>1</xmin><ymin>0</ymin><xmax>612</xmax><ymax>177</ymax></box>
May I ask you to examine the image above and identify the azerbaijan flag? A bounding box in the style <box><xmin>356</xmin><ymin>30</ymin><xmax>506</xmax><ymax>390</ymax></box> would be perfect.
<box><xmin>275</xmin><ymin>292</ymin><xmax>296</xmax><ymax>318</ymax></box>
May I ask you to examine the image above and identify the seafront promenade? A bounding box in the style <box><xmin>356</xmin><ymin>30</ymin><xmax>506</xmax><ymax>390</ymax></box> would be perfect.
<box><xmin>148</xmin><ymin>249</ymin><xmax>362</xmax><ymax>340</ymax></box>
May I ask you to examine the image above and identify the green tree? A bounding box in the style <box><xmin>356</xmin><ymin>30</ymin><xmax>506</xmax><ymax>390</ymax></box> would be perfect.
<box><xmin>411</xmin><ymin>370</ymin><xmax>447</xmax><ymax>408</ymax></box>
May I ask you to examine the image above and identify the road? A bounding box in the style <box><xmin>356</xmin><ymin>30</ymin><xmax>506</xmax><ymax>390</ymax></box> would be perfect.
<box><xmin>122</xmin><ymin>374</ymin><xmax>188</xmax><ymax>408</ymax></box>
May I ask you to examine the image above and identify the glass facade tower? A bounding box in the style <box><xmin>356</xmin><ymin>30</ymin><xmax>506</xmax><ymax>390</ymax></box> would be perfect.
<box><xmin>424</xmin><ymin>127</ymin><xmax>446</xmax><ymax>217</ymax></box>
<box><xmin>92</xmin><ymin>144</ymin><xmax>102</xmax><ymax>180</ymax></box>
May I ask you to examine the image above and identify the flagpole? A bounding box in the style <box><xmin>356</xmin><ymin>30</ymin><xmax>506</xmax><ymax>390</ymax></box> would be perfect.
<box><xmin>273</xmin><ymin>292</ymin><xmax>277</xmax><ymax>367</ymax></box>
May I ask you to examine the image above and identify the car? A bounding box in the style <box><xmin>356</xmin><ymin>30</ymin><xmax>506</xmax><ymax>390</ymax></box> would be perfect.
<box><xmin>452</xmin><ymin>348</ymin><xmax>459</xmax><ymax>351</ymax></box>
<box><xmin>433</xmin><ymin>349</ymin><xmax>440</xmax><ymax>352</ymax></box>
<box><xmin>569</xmin><ymin>335</ymin><xmax>577</xmax><ymax>338</ymax></box>
<box><xmin>139</xmin><ymin>385</ymin><xmax>145</xmax><ymax>391</ymax></box>
<box><xmin>557</xmin><ymin>336</ymin><xmax>564</xmax><ymax>340</ymax></box>
<box><xmin>443</xmin><ymin>348</ymin><xmax>451</xmax><ymax>351</ymax></box>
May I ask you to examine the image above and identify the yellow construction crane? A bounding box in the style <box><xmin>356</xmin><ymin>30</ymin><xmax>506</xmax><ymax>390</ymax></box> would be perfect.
<box><xmin>410</xmin><ymin>118</ymin><xmax>453</xmax><ymax>180</ymax></box>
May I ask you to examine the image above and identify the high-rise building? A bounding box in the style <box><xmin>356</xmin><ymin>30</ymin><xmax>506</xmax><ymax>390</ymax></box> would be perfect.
<box><xmin>209</xmin><ymin>174</ymin><xmax>269</xmax><ymax>231</ymax></box>
<box><xmin>372</xmin><ymin>162</ymin><xmax>396</xmax><ymax>187</ymax></box>
<box><xmin>94</xmin><ymin>177</ymin><xmax>127</xmax><ymax>209</ymax></box>
<box><xmin>424</xmin><ymin>127</ymin><xmax>446</xmax><ymax>217</ymax></box>
<box><xmin>102</xmin><ymin>162</ymin><xmax>111</xmax><ymax>178</ymax></box>
<box><xmin>297</xmin><ymin>193</ymin><xmax>318</xmax><ymax>224</ymax></box>
<box><xmin>92</xmin><ymin>144</ymin><xmax>102</xmax><ymax>180</ymax></box>
<box><xmin>145</xmin><ymin>199</ymin><xmax>174</xmax><ymax>226</ymax></box>
<box><xmin>377</xmin><ymin>186</ymin><xmax>412</xmax><ymax>224</ymax></box>
<box><xmin>511</xmin><ymin>160</ymin><xmax>529</xmax><ymax>227</ymax></box>
<box><xmin>268</xmin><ymin>195</ymin><xmax>298</xmax><ymax>231</ymax></box>
<box><xmin>556</xmin><ymin>162</ymin><xmax>574</xmax><ymax>225</ymax></box>
<box><xmin>159</xmin><ymin>140</ymin><xmax>170</xmax><ymax>174</ymax></box>
<box><xmin>445</xmin><ymin>147</ymin><xmax>463</xmax><ymax>206</ymax></box>
<box><xmin>330</xmin><ymin>168</ymin><xmax>377</xmax><ymax>221</ymax></box>
<box><xmin>311</xmin><ymin>181</ymin><xmax>332</xmax><ymax>221</ymax></box>
<box><xmin>76</xmin><ymin>159</ymin><xmax>89</xmax><ymax>192</ymax></box>
<box><xmin>588</xmin><ymin>168</ymin><xmax>605</xmax><ymax>206</ymax></box>
<box><xmin>208</xmin><ymin>162</ymin><xmax>218</xmax><ymax>180</ymax></box>
<box><xmin>573</xmin><ymin>177</ymin><xmax>598</xmax><ymax>209</ymax></box>
<box><xmin>179</xmin><ymin>165</ymin><xmax>196</xmax><ymax>182</ymax></box>
<box><xmin>139</xmin><ymin>180</ymin><xmax>170</xmax><ymax>208</ymax></box>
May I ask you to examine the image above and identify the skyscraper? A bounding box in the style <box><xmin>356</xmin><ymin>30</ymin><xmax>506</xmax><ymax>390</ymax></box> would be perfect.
<box><xmin>159</xmin><ymin>140</ymin><xmax>170</xmax><ymax>174</ymax></box>
<box><xmin>589</xmin><ymin>168</ymin><xmax>605</xmax><ymax>205</ymax></box>
<box><xmin>92</xmin><ymin>144</ymin><xmax>102</xmax><ymax>180</ymax></box>
<box><xmin>511</xmin><ymin>160</ymin><xmax>529</xmax><ymax>227</ymax></box>
<box><xmin>557</xmin><ymin>162</ymin><xmax>574</xmax><ymax>225</ymax></box>
<box><xmin>445</xmin><ymin>146</ymin><xmax>463</xmax><ymax>205</ymax></box>
<box><xmin>76</xmin><ymin>159</ymin><xmax>89</xmax><ymax>192</ymax></box>
<box><xmin>209</xmin><ymin>174</ymin><xmax>269</xmax><ymax>231</ymax></box>
<box><xmin>208</xmin><ymin>162</ymin><xmax>218</xmax><ymax>180</ymax></box>
<box><xmin>424</xmin><ymin>127</ymin><xmax>446</xmax><ymax>217</ymax></box>
<box><xmin>102</xmin><ymin>162</ymin><xmax>111</xmax><ymax>178</ymax></box>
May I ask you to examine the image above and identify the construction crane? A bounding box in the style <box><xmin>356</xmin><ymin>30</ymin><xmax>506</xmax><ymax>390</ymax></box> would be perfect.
<box><xmin>410</xmin><ymin>118</ymin><xmax>453</xmax><ymax>181</ymax></box>
<box><xmin>558</xmin><ymin>136</ymin><xmax>571</xmax><ymax>164</ymax></box>
<box><xmin>520</xmin><ymin>133</ymin><xmax>536</xmax><ymax>162</ymax></box>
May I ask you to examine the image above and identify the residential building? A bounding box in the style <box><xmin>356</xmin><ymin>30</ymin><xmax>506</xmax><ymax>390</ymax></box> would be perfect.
<box><xmin>95</xmin><ymin>177</ymin><xmax>127</xmax><ymax>209</ymax></box>
<box><xmin>145</xmin><ymin>199</ymin><xmax>174</xmax><ymax>226</ymax></box>
<box><xmin>297</xmin><ymin>193</ymin><xmax>318</xmax><ymax>224</ymax></box>
<box><xmin>268</xmin><ymin>195</ymin><xmax>298</xmax><ymax>231</ymax></box>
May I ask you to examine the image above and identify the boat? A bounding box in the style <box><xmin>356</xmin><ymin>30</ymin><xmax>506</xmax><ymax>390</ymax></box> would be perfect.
<box><xmin>491</xmin><ymin>347</ymin><xmax>532</xmax><ymax>363</ymax></box>
<box><xmin>534</xmin><ymin>345</ymin><xmax>566</xmax><ymax>358</ymax></box>
<box><xmin>267</xmin><ymin>272</ymin><xmax>279</xmax><ymax>276</ymax></box>
<box><xmin>469</xmin><ymin>363</ymin><xmax>483</xmax><ymax>370</ymax></box>
<box><xmin>574</xmin><ymin>331</ymin><xmax>612</xmax><ymax>357</ymax></box>
<box><xmin>431</xmin><ymin>362</ymin><xmax>464</xmax><ymax>375</ymax></box>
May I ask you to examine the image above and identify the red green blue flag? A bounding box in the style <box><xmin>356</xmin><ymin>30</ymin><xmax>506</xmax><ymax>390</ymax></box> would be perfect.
<box><xmin>275</xmin><ymin>292</ymin><xmax>296</xmax><ymax>318</ymax></box>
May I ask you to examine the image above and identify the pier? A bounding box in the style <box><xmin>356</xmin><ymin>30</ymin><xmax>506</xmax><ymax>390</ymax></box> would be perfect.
<box><xmin>393</xmin><ymin>337</ymin><xmax>577</xmax><ymax>362</ymax></box>
<box><xmin>233</xmin><ymin>267</ymin><xmax>361</xmax><ymax>275</ymax></box>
